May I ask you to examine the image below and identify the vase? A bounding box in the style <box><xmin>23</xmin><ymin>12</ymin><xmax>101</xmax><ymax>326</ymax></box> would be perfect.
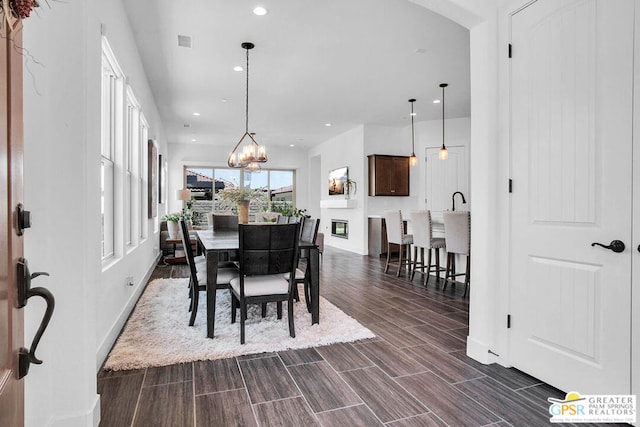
<box><xmin>167</xmin><ymin>221</ymin><xmax>179</xmax><ymax>239</ymax></box>
<box><xmin>237</xmin><ymin>200</ymin><xmax>250</xmax><ymax>224</ymax></box>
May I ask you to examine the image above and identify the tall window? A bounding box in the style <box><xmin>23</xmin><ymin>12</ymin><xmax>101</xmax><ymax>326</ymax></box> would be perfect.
<box><xmin>185</xmin><ymin>167</ymin><xmax>295</xmax><ymax>225</ymax></box>
<box><xmin>101</xmin><ymin>38</ymin><xmax>123</xmax><ymax>260</ymax></box>
<box><xmin>124</xmin><ymin>87</ymin><xmax>140</xmax><ymax>247</ymax></box>
<box><xmin>139</xmin><ymin>116</ymin><xmax>148</xmax><ymax>240</ymax></box>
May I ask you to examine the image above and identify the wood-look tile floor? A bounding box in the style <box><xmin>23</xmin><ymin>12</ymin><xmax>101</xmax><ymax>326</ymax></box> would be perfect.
<box><xmin>98</xmin><ymin>248</ymin><xmax>594</xmax><ymax>427</ymax></box>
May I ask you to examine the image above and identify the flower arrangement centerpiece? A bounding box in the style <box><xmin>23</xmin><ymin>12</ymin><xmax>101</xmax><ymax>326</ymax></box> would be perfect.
<box><xmin>218</xmin><ymin>186</ymin><xmax>267</xmax><ymax>224</ymax></box>
<box><xmin>1</xmin><ymin>0</ymin><xmax>39</xmax><ymax>30</ymax></box>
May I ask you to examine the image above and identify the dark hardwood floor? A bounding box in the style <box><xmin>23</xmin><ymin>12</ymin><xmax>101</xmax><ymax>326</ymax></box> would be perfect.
<box><xmin>98</xmin><ymin>247</ymin><xmax>581</xmax><ymax>426</ymax></box>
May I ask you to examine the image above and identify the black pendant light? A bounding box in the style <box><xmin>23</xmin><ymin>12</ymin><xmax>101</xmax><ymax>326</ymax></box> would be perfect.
<box><xmin>227</xmin><ymin>42</ymin><xmax>267</xmax><ymax>169</ymax></box>
<box><xmin>439</xmin><ymin>83</ymin><xmax>448</xmax><ymax>160</ymax></box>
<box><xmin>408</xmin><ymin>99</ymin><xmax>417</xmax><ymax>166</ymax></box>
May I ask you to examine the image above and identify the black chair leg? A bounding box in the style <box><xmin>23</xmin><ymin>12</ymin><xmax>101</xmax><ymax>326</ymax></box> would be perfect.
<box><xmin>231</xmin><ymin>292</ymin><xmax>237</xmax><ymax>324</ymax></box>
<box><xmin>277</xmin><ymin>301</ymin><xmax>283</xmax><ymax>319</ymax></box>
<box><xmin>261</xmin><ymin>302</ymin><xmax>267</xmax><ymax>318</ymax></box>
<box><xmin>189</xmin><ymin>285</ymin><xmax>199</xmax><ymax>326</ymax></box>
<box><xmin>435</xmin><ymin>248</ymin><xmax>441</xmax><ymax>283</ymax></box>
<box><xmin>425</xmin><ymin>248</ymin><xmax>432</xmax><ymax>286</ymax></box>
<box><xmin>240</xmin><ymin>303</ymin><xmax>247</xmax><ymax>344</ymax></box>
<box><xmin>288</xmin><ymin>297</ymin><xmax>295</xmax><ymax>338</ymax></box>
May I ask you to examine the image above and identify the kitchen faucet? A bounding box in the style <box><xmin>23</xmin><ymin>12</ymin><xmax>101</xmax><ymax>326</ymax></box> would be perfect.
<box><xmin>452</xmin><ymin>191</ymin><xmax>466</xmax><ymax>211</ymax></box>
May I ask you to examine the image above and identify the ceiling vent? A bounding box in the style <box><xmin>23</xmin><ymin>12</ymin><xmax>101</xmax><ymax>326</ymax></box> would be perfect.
<box><xmin>178</xmin><ymin>35</ymin><xmax>192</xmax><ymax>48</ymax></box>
<box><xmin>183</xmin><ymin>124</ymin><xmax>191</xmax><ymax>128</ymax></box>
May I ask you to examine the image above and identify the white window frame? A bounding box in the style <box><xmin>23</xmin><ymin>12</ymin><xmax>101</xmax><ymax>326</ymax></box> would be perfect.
<box><xmin>101</xmin><ymin>37</ymin><xmax>124</xmax><ymax>262</ymax></box>
<box><xmin>139</xmin><ymin>115</ymin><xmax>149</xmax><ymax>241</ymax></box>
<box><xmin>125</xmin><ymin>86</ymin><xmax>140</xmax><ymax>249</ymax></box>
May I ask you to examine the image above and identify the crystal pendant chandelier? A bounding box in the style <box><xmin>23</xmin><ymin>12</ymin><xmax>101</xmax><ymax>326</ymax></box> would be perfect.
<box><xmin>227</xmin><ymin>42</ymin><xmax>267</xmax><ymax>169</ymax></box>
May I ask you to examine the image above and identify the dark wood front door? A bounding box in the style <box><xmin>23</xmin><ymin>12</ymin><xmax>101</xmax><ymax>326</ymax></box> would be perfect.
<box><xmin>0</xmin><ymin>18</ymin><xmax>25</xmax><ymax>427</ymax></box>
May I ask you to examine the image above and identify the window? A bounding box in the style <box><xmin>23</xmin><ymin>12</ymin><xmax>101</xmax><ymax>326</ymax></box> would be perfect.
<box><xmin>125</xmin><ymin>87</ymin><xmax>140</xmax><ymax>247</ymax></box>
<box><xmin>139</xmin><ymin>115</ymin><xmax>148</xmax><ymax>240</ymax></box>
<box><xmin>185</xmin><ymin>167</ymin><xmax>295</xmax><ymax>226</ymax></box>
<box><xmin>101</xmin><ymin>38</ymin><xmax>123</xmax><ymax>260</ymax></box>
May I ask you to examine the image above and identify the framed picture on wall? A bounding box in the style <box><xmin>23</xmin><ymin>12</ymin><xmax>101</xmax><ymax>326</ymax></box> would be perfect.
<box><xmin>148</xmin><ymin>140</ymin><xmax>158</xmax><ymax>218</ymax></box>
<box><xmin>328</xmin><ymin>166</ymin><xmax>348</xmax><ymax>195</ymax></box>
<box><xmin>158</xmin><ymin>154</ymin><xmax>167</xmax><ymax>204</ymax></box>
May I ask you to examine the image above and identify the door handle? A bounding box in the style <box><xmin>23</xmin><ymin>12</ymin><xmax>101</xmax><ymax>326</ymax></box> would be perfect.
<box><xmin>16</xmin><ymin>258</ymin><xmax>55</xmax><ymax>379</ymax></box>
<box><xmin>591</xmin><ymin>240</ymin><xmax>625</xmax><ymax>253</ymax></box>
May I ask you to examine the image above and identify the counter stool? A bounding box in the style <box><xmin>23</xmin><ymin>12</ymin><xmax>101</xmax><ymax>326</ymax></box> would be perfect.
<box><xmin>443</xmin><ymin>211</ymin><xmax>471</xmax><ymax>297</ymax></box>
<box><xmin>383</xmin><ymin>210</ymin><xmax>413</xmax><ymax>277</ymax></box>
<box><xmin>409</xmin><ymin>210</ymin><xmax>446</xmax><ymax>287</ymax></box>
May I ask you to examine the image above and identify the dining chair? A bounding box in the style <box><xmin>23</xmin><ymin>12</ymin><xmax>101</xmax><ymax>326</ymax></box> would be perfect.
<box><xmin>442</xmin><ymin>211</ymin><xmax>471</xmax><ymax>297</ymax></box>
<box><xmin>283</xmin><ymin>217</ymin><xmax>320</xmax><ymax>311</ymax></box>
<box><xmin>230</xmin><ymin>223</ymin><xmax>301</xmax><ymax>344</ymax></box>
<box><xmin>409</xmin><ymin>210</ymin><xmax>446</xmax><ymax>287</ymax></box>
<box><xmin>212</xmin><ymin>213</ymin><xmax>239</xmax><ymax>231</ymax></box>
<box><xmin>276</xmin><ymin>215</ymin><xmax>289</xmax><ymax>224</ymax></box>
<box><xmin>179</xmin><ymin>219</ymin><xmax>239</xmax><ymax>326</ymax></box>
<box><xmin>383</xmin><ymin>210</ymin><xmax>413</xmax><ymax>277</ymax></box>
<box><xmin>315</xmin><ymin>232</ymin><xmax>324</xmax><ymax>264</ymax></box>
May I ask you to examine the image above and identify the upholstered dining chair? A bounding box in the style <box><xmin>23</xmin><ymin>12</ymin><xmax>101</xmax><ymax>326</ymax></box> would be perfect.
<box><xmin>179</xmin><ymin>219</ymin><xmax>238</xmax><ymax>326</ymax></box>
<box><xmin>230</xmin><ymin>223</ymin><xmax>301</xmax><ymax>344</ymax></box>
<box><xmin>383</xmin><ymin>210</ymin><xmax>413</xmax><ymax>277</ymax></box>
<box><xmin>409</xmin><ymin>210</ymin><xmax>446</xmax><ymax>287</ymax></box>
<box><xmin>212</xmin><ymin>213</ymin><xmax>239</xmax><ymax>231</ymax></box>
<box><xmin>442</xmin><ymin>211</ymin><xmax>471</xmax><ymax>297</ymax></box>
<box><xmin>283</xmin><ymin>217</ymin><xmax>320</xmax><ymax>310</ymax></box>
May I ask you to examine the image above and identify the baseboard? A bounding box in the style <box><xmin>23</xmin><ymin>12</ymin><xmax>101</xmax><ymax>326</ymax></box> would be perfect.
<box><xmin>95</xmin><ymin>255</ymin><xmax>160</xmax><ymax>371</ymax></box>
<box><xmin>466</xmin><ymin>335</ymin><xmax>501</xmax><ymax>365</ymax></box>
<box><xmin>46</xmin><ymin>394</ymin><xmax>100</xmax><ymax>427</ymax></box>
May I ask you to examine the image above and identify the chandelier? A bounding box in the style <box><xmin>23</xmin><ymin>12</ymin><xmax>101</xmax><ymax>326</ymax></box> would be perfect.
<box><xmin>227</xmin><ymin>42</ymin><xmax>267</xmax><ymax>169</ymax></box>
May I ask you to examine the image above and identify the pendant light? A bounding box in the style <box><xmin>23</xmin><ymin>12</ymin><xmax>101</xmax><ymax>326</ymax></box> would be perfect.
<box><xmin>439</xmin><ymin>83</ymin><xmax>449</xmax><ymax>160</ymax></box>
<box><xmin>227</xmin><ymin>42</ymin><xmax>267</xmax><ymax>169</ymax></box>
<box><xmin>408</xmin><ymin>99</ymin><xmax>418</xmax><ymax>167</ymax></box>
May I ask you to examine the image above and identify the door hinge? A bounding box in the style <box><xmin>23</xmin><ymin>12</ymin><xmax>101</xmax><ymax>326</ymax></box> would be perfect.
<box><xmin>507</xmin><ymin>314</ymin><xmax>511</xmax><ymax>328</ymax></box>
<box><xmin>508</xmin><ymin>43</ymin><xmax>512</xmax><ymax>58</ymax></box>
<box><xmin>508</xmin><ymin>179</ymin><xmax>513</xmax><ymax>193</ymax></box>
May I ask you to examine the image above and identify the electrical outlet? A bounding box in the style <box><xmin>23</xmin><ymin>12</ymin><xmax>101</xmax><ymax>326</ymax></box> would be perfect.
<box><xmin>126</xmin><ymin>276</ymin><xmax>134</xmax><ymax>286</ymax></box>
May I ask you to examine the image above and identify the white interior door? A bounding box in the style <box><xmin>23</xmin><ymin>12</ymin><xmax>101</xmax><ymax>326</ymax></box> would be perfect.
<box><xmin>425</xmin><ymin>145</ymin><xmax>468</xmax><ymax>214</ymax></box>
<box><xmin>510</xmin><ymin>0</ymin><xmax>634</xmax><ymax>394</ymax></box>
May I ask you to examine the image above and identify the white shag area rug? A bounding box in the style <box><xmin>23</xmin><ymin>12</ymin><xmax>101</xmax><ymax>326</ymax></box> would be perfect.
<box><xmin>104</xmin><ymin>278</ymin><xmax>375</xmax><ymax>370</ymax></box>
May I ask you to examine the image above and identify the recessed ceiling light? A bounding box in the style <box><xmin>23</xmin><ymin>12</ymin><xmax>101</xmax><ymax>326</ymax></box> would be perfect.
<box><xmin>433</xmin><ymin>99</ymin><xmax>441</xmax><ymax>104</ymax></box>
<box><xmin>253</xmin><ymin>6</ymin><xmax>268</xmax><ymax>16</ymax></box>
<box><xmin>184</xmin><ymin>124</ymin><xmax>191</xmax><ymax>128</ymax></box>
<box><xmin>410</xmin><ymin>112</ymin><xmax>417</xmax><ymax>116</ymax></box>
<box><xmin>324</xmin><ymin>123</ymin><xmax>332</xmax><ymax>127</ymax></box>
<box><xmin>192</xmin><ymin>112</ymin><xmax>200</xmax><ymax>116</ymax></box>
<box><xmin>191</xmin><ymin>138</ymin><xmax>197</xmax><ymax>142</ymax></box>
<box><xmin>221</xmin><ymin>98</ymin><xmax>228</xmax><ymax>103</ymax></box>
<box><xmin>233</xmin><ymin>66</ymin><xmax>243</xmax><ymax>72</ymax></box>
<box><xmin>289</xmin><ymin>144</ymin><xmax>295</xmax><ymax>147</ymax></box>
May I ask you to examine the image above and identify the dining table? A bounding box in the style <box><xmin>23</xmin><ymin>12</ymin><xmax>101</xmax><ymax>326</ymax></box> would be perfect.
<box><xmin>196</xmin><ymin>228</ymin><xmax>321</xmax><ymax>338</ymax></box>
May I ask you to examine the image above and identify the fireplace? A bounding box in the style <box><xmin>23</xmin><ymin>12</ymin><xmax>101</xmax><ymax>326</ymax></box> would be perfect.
<box><xmin>331</xmin><ymin>219</ymin><xmax>348</xmax><ymax>239</ymax></box>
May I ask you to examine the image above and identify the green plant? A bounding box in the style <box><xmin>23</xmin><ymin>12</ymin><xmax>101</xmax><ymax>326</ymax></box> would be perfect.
<box><xmin>161</xmin><ymin>212</ymin><xmax>181</xmax><ymax>222</ymax></box>
<box><xmin>271</xmin><ymin>203</ymin><xmax>310</xmax><ymax>218</ymax></box>
<box><xmin>218</xmin><ymin>186</ymin><xmax>266</xmax><ymax>204</ymax></box>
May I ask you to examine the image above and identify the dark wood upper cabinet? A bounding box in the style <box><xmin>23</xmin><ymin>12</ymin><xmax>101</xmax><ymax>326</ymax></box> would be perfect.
<box><xmin>368</xmin><ymin>154</ymin><xmax>410</xmax><ymax>196</ymax></box>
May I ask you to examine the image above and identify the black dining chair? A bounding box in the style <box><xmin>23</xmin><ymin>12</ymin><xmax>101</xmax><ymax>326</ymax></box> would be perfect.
<box><xmin>179</xmin><ymin>219</ymin><xmax>238</xmax><ymax>326</ymax></box>
<box><xmin>284</xmin><ymin>217</ymin><xmax>320</xmax><ymax>311</ymax></box>
<box><xmin>230</xmin><ymin>223</ymin><xmax>301</xmax><ymax>344</ymax></box>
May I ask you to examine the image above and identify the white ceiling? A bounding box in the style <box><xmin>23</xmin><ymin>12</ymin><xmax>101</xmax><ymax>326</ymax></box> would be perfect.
<box><xmin>123</xmin><ymin>0</ymin><xmax>470</xmax><ymax>149</ymax></box>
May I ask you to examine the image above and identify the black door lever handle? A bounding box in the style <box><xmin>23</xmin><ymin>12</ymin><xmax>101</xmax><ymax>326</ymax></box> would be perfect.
<box><xmin>591</xmin><ymin>240</ymin><xmax>625</xmax><ymax>253</ymax></box>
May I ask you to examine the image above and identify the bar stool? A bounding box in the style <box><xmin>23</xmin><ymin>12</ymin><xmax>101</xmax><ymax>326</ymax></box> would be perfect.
<box><xmin>383</xmin><ymin>210</ymin><xmax>413</xmax><ymax>277</ymax></box>
<box><xmin>443</xmin><ymin>211</ymin><xmax>471</xmax><ymax>297</ymax></box>
<box><xmin>409</xmin><ymin>210</ymin><xmax>446</xmax><ymax>287</ymax></box>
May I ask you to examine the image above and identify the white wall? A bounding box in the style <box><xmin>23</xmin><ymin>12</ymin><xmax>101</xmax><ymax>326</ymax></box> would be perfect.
<box><xmin>22</xmin><ymin>0</ymin><xmax>166</xmax><ymax>425</ymax></box>
<box><xmin>310</xmin><ymin>126</ymin><xmax>367</xmax><ymax>254</ymax></box>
